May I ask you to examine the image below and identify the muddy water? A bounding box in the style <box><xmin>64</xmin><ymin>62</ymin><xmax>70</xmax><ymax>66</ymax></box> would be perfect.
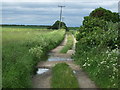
<box><xmin>47</xmin><ymin>52</ymin><xmax>73</xmax><ymax>61</ymax></box>
<box><xmin>36</xmin><ymin>53</ymin><xmax>72</xmax><ymax>74</ymax></box>
<box><xmin>37</xmin><ymin>68</ymin><xmax>49</xmax><ymax>74</ymax></box>
<box><xmin>36</xmin><ymin>57</ymin><xmax>72</xmax><ymax>74</ymax></box>
<box><xmin>48</xmin><ymin>56</ymin><xmax>72</xmax><ymax>61</ymax></box>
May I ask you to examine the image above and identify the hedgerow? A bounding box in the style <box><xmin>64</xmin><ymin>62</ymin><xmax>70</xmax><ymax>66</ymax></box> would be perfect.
<box><xmin>74</xmin><ymin>8</ymin><xmax>119</xmax><ymax>88</ymax></box>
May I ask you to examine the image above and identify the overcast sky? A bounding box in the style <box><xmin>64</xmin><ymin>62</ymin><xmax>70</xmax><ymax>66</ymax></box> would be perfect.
<box><xmin>1</xmin><ymin>0</ymin><xmax>119</xmax><ymax>27</ymax></box>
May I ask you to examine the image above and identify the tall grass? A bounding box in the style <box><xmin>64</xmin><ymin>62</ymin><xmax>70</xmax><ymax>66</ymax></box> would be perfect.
<box><xmin>2</xmin><ymin>27</ymin><xmax>65</xmax><ymax>88</ymax></box>
<box><xmin>60</xmin><ymin>33</ymin><xmax>74</xmax><ymax>53</ymax></box>
<box><xmin>51</xmin><ymin>63</ymin><xmax>79</xmax><ymax>88</ymax></box>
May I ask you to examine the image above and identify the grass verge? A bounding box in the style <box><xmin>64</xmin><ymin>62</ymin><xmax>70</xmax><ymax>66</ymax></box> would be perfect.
<box><xmin>51</xmin><ymin>63</ymin><xmax>79</xmax><ymax>88</ymax></box>
<box><xmin>60</xmin><ymin>34</ymin><xmax>74</xmax><ymax>53</ymax></box>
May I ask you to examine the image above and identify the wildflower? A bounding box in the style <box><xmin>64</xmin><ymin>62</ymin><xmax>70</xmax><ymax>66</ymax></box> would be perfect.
<box><xmin>107</xmin><ymin>66</ymin><xmax>109</xmax><ymax>68</ymax></box>
<box><xmin>88</xmin><ymin>64</ymin><xmax>90</xmax><ymax>66</ymax></box>
<box><xmin>83</xmin><ymin>63</ymin><xmax>86</xmax><ymax>67</ymax></box>
<box><xmin>112</xmin><ymin>76</ymin><xmax>115</xmax><ymax>79</ymax></box>
<box><xmin>113</xmin><ymin>84</ymin><xmax>116</xmax><ymax>86</ymax></box>
<box><xmin>106</xmin><ymin>50</ymin><xmax>109</xmax><ymax>53</ymax></box>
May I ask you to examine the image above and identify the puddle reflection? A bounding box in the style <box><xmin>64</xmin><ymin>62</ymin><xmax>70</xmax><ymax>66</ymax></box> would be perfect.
<box><xmin>37</xmin><ymin>68</ymin><xmax>49</xmax><ymax>74</ymax></box>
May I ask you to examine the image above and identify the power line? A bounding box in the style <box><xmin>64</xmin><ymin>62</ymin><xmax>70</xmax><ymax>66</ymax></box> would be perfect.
<box><xmin>58</xmin><ymin>5</ymin><xmax>65</xmax><ymax>29</ymax></box>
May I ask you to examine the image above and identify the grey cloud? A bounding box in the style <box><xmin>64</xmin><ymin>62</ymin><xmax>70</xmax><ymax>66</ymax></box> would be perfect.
<box><xmin>2</xmin><ymin>1</ymin><xmax>119</xmax><ymax>27</ymax></box>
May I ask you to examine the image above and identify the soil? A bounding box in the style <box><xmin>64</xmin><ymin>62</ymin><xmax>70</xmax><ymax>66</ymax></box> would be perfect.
<box><xmin>32</xmin><ymin>70</ymin><xmax>51</xmax><ymax>88</ymax></box>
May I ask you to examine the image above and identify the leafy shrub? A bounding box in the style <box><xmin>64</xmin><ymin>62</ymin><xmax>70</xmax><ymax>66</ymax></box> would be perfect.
<box><xmin>49</xmin><ymin>20</ymin><xmax>68</xmax><ymax>31</ymax></box>
<box><xmin>90</xmin><ymin>7</ymin><xmax>120</xmax><ymax>23</ymax></box>
<box><xmin>74</xmin><ymin>8</ymin><xmax>119</xmax><ymax>88</ymax></box>
<box><xmin>83</xmin><ymin>16</ymin><xmax>107</xmax><ymax>30</ymax></box>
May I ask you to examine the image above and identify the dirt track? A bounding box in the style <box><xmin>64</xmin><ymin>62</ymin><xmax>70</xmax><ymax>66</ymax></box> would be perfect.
<box><xmin>32</xmin><ymin>34</ymin><xmax>97</xmax><ymax>88</ymax></box>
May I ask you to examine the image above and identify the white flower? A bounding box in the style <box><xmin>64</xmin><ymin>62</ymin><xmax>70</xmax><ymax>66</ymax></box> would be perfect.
<box><xmin>113</xmin><ymin>84</ymin><xmax>116</xmax><ymax>86</ymax></box>
<box><xmin>107</xmin><ymin>66</ymin><xmax>109</xmax><ymax>68</ymax></box>
<box><xmin>112</xmin><ymin>76</ymin><xmax>115</xmax><ymax>79</ymax></box>
<box><xmin>112</xmin><ymin>64</ymin><xmax>116</xmax><ymax>66</ymax></box>
<box><xmin>106</xmin><ymin>50</ymin><xmax>109</xmax><ymax>53</ymax></box>
<box><xmin>83</xmin><ymin>63</ymin><xmax>86</xmax><ymax>67</ymax></box>
<box><xmin>100</xmin><ymin>61</ymin><xmax>105</xmax><ymax>64</ymax></box>
<box><xmin>88</xmin><ymin>64</ymin><xmax>90</xmax><ymax>66</ymax></box>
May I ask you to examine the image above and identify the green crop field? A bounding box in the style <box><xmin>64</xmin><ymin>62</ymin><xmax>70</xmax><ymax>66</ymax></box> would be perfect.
<box><xmin>2</xmin><ymin>26</ymin><xmax>65</xmax><ymax>88</ymax></box>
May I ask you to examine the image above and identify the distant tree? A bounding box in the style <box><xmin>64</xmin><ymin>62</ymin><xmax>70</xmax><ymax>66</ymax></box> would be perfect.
<box><xmin>90</xmin><ymin>7</ymin><xmax>120</xmax><ymax>22</ymax></box>
<box><xmin>49</xmin><ymin>20</ymin><xmax>68</xmax><ymax>31</ymax></box>
<box><xmin>51</xmin><ymin>20</ymin><xmax>60</xmax><ymax>29</ymax></box>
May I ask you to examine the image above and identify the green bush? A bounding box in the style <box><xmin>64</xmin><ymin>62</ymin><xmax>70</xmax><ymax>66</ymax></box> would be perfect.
<box><xmin>83</xmin><ymin>16</ymin><xmax>107</xmax><ymax>30</ymax></box>
<box><xmin>48</xmin><ymin>20</ymin><xmax>68</xmax><ymax>31</ymax></box>
<box><xmin>90</xmin><ymin>7</ymin><xmax>120</xmax><ymax>23</ymax></box>
<box><xmin>74</xmin><ymin>9</ymin><xmax>119</xmax><ymax>88</ymax></box>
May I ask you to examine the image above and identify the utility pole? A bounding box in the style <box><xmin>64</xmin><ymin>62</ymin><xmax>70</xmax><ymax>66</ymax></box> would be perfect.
<box><xmin>58</xmin><ymin>5</ymin><xmax>65</xmax><ymax>29</ymax></box>
<box><xmin>118</xmin><ymin>1</ymin><xmax>120</xmax><ymax>15</ymax></box>
<box><xmin>62</xmin><ymin>16</ymin><xmax>64</xmax><ymax>28</ymax></box>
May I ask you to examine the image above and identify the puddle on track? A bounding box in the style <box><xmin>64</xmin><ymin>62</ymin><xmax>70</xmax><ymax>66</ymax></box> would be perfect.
<box><xmin>48</xmin><ymin>57</ymin><xmax>73</xmax><ymax>61</ymax></box>
<box><xmin>37</xmin><ymin>68</ymin><xmax>49</xmax><ymax>75</ymax></box>
<box><xmin>48</xmin><ymin>53</ymin><xmax>73</xmax><ymax>61</ymax></box>
<box><xmin>73</xmin><ymin>70</ymin><xmax>76</xmax><ymax>74</ymax></box>
<box><xmin>36</xmin><ymin>57</ymin><xmax>72</xmax><ymax>74</ymax></box>
<box><xmin>36</xmin><ymin>52</ymin><xmax>73</xmax><ymax>75</ymax></box>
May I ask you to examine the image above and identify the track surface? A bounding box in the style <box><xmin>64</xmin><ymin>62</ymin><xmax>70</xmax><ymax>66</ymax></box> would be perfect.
<box><xmin>32</xmin><ymin>34</ymin><xmax>97</xmax><ymax>88</ymax></box>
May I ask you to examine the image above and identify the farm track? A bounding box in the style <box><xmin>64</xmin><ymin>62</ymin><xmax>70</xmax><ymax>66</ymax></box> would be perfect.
<box><xmin>32</xmin><ymin>34</ymin><xmax>97</xmax><ymax>88</ymax></box>
<box><xmin>32</xmin><ymin>34</ymin><xmax>68</xmax><ymax>88</ymax></box>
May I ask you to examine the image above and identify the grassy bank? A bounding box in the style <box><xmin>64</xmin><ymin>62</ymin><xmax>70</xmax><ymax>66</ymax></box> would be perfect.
<box><xmin>60</xmin><ymin>33</ymin><xmax>74</xmax><ymax>53</ymax></box>
<box><xmin>51</xmin><ymin>63</ymin><xmax>79</xmax><ymax>88</ymax></box>
<box><xmin>2</xmin><ymin>27</ymin><xmax>65</xmax><ymax>88</ymax></box>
